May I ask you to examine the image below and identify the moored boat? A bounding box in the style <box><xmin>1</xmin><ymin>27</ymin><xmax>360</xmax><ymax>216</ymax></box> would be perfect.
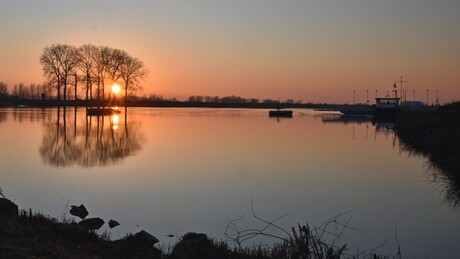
<box><xmin>268</xmin><ymin>108</ymin><xmax>293</xmax><ymax>117</ymax></box>
<box><xmin>86</xmin><ymin>108</ymin><xmax>121</xmax><ymax>116</ymax></box>
<box><xmin>339</xmin><ymin>97</ymin><xmax>401</xmax><ymax>116</ymax></box>
<box><xmin>373</xmin><ymin>97</ymin><xmax>400</xmax><ymax>115</ymax></box>
<box><xmin>338</xmin><ymin>104</ymin><xmax>373</xmax><ymax>115</ymax></box>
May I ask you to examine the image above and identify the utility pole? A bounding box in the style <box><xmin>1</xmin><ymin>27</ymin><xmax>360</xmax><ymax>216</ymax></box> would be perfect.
<box><xmin>353</xmin><ymin>90</ymin><xmax>356</xmax><ymax>104</ymax></box>
<box><xmin>426</xmin><ymin>89</ymin><xmax>429</xmax><ymax>105</ymax></box>
<box><xmin>366</xmin><ymin>90</ymin><xmax>369</xmax><ymax>103</ymax></box>
<box><xmin>436</xmin><ymin>89</ymin><xmax>439</xmax><ymax>105</ymax></box>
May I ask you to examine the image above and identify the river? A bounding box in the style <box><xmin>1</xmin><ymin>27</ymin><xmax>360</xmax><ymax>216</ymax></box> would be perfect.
<box><xmin>0</xmin><ymin>107</ymin><xmax>458</xmax><ymax>258</ymax></box>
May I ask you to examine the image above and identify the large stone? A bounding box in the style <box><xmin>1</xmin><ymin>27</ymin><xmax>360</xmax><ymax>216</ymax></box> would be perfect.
<box><xmin>179</xmin><ymin>232</ymin><xmax>209</xmax><ymax>247</ymax></box>
<box><xmin>171</xmin><ymin>232</ymin><xmax>215</xmax><ymax>258</ymax></box>
<box><xmin>69</xmin><ymin>204</ymin><xmax>89</xmax><ymax>219</ymax></box>
<box><xmin>132</xmin><ymin>230</ymin><xmax>160</xmax><ymax>246</ymax></box>
<box><xmin>78</xmin><ymin>217</ymin><xmax>105</xmax><ymax>230</ymax></box>
<box><xmin>0</xmin><ymin>198</ymin><xmax>18</xmax><ymax>217</ymax></box>
<box><xmin>108</xmin><ymin>219</ymin><xmax>120</xmax><ymax>229</ymax></box>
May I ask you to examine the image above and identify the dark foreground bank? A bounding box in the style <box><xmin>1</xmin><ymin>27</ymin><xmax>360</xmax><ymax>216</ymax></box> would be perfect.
<box><xmin>395</xmin><ymin>102</ymin><xmax>460</xmax><ymax>208</ymax></box>
<box><xmin>395</xmin><ymin>102</ymin><xmax>460</xmax><ymax>176</ymax></box>
<box><xmin>0</xmin><ymin>195</ymin><xmax>393</xmax><ymax>259</ymax></box>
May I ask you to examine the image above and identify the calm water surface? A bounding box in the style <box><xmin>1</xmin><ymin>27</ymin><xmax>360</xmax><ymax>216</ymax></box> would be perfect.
<box><xmin>0</xmin><ymin>107</ymin><xmax>458</xmax><ymax>258</ymax></box>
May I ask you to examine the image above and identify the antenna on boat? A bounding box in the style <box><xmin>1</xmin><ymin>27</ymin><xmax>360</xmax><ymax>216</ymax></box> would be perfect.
<box><xmin>394</xmin><ymin>76</ymin><xmax>408</xmax><ymax>99</ymax></box>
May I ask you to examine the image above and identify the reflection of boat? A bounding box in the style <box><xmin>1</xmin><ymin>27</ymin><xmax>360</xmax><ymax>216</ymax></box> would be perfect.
<box><xmin>338</xmin><ymin>104</ymin><xmax>373</xmax><ymax>115</ymax></box>
<box><xmin>269</xmin><ymin>108</ymin><xmax>293</xmax><ymax>117</ymax></box>
<box><xmin>86</xmin><ymin>108</ymin><xmax>121</xmax><ymax>116</ymax></box>
<box><xmin>322</xmin><ymin>114</ymin><xmax>372</xmax><ymax>124</ymax></box>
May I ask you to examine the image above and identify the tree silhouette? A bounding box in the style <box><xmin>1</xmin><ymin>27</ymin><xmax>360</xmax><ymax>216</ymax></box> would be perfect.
<box><xmin>120</xmin><ymin>56</ymin><xmax>148</xmax><ymax>104</ymax></box>
<box><xmin>40</xmin><ymin>44</ymin><xmax>148</xmax><ymax>101</ymax></box>
<box><xmin>40</xmin><ymin>44</ymin><xmax>78</xmax><ymax>101</ymax></box>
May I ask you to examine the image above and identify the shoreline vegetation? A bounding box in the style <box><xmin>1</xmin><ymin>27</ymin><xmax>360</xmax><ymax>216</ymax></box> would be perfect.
<box><xmin>394</xmin><ymin>102</ymin><xmax>460</xmax><ymax>207</ymax></box>
<box><xmin>0</xmin><ymin>95</ymin><xmax>339</xmax><ymax>110</ymax></box>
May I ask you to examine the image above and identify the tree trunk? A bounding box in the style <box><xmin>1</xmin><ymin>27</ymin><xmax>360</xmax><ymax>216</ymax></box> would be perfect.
<box><xmin>74</xmin><ymin>74</ymin><xmax>78</xmax><ymax>100</ymax></box>
<box><xmin>63</xmin><ymin>75</ymin><xmax>67</xmax><ymax>101</ymax></box>
<box><xmin>57</xmin><ymin>75</ymin><xmax>61</xmax><ymax>100</ymax></box>
<box><xmin>125</xmin><ymin>86</ymin><xmax>128</xmax><ymax>108</ymax></box>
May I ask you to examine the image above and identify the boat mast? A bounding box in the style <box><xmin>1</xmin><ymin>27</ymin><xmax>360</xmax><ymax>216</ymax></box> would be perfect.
<box><xmin>395</xmin><ymin>76</ymin><xmax>408</xmax><ymax>100</ymax></box>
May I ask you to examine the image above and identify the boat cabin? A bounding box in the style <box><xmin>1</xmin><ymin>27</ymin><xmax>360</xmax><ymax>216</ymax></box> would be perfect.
<box><xmin>375</xmin><ymin>97</ymin><xmax>400</xmax><ymax>109</ymax></box>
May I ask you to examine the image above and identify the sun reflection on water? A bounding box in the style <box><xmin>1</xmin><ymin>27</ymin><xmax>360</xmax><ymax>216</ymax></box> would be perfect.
<box><xmin>111</xmin><ymin>114</ymin><xmax>119</xmax><ymax>130</ymax></box>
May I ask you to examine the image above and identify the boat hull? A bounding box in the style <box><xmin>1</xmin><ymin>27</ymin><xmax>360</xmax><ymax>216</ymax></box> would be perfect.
<box><xmin>338</xmin><ymin>105</ymin><xmax>373</xmax><ymax>115</ymax></box>
<box><xmin>269</xmin><ymin>110</ymin><xmax>293</xmax><ymax>117</ymax></box>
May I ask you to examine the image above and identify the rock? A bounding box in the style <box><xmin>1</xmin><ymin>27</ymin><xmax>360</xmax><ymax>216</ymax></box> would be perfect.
<box><xmin>69</xmin><ymin>204</ymin><xmax>89</xmax><ymax>219</ymax></box>
<box><xmin>132</xmin><ymin>230</ymin><xmax>159</xmax><ymax>246</ymax></box>
<box><xmin>171</xmin><ymin>232</ymin><xmax>215</xmax><ymax>258</ymax></box>
<box><xmin>78</xmin><ymin>217</ymin><xmax>104</xmax><ymax>230</ymax></box>
<box><xmin>179</xmin><ymin>232</ymin><xmax>209</xmax><ymax>247</ymax></box>
<box><xmin>108</xmin><ymin>219</ymin><xmax>120</xmax><ymax>229</ymax></box>
<box><xmin>0</xmin><ymin>198</ymin><xmax>18</xmax><ymax>217</ymax></box>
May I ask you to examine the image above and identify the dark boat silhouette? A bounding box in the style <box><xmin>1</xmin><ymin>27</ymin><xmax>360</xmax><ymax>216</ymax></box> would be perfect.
<box><xmin>339</xmin><ymin>97</ymin><xmax>401</xmax><ymax>116</ymax></box>
<box><xmin>86</xmin><ymin>108</ymin><xmax>121</xmax><ymax>116</ymax></box>
<box><xmin>268</xmin><ymin>108</ymin><xmax>293</xmax><ymax>117</ymax></box>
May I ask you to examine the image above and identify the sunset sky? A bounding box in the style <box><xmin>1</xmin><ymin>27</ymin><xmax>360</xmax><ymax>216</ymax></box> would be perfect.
<box><xmin>1</xmin><ymin>0</ymin><xmax>459</xmax><ymax>103</ymax></box>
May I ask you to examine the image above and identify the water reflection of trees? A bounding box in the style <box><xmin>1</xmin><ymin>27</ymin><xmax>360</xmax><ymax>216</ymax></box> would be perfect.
<box><xmin>399</xmin><ymin>140</ymin><xmax>460</xmax><ymax>209</ymax></box>
<box><xmin>0</xmin><ymin>110</ymin><xmax>7</xmax><ymax>123</ymax></box>
<box><xmin>39</xmin><ymin>107</ymin><xmax>143</xmax><ymax>167</ymax></box>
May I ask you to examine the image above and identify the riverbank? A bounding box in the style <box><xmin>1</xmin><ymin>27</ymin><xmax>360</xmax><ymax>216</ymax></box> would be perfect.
<box><xmin>394</xmin><ymin>102</ymin><xmax>460</xmax><ymax>174</ymax></box>
<box><xmin>394</xmin><ymin>102</ymin><xmax>460</xmax><ymax>207</ymax></box>
<box><xmin>0</xmin><ymin>96</ymin><xmax>344</xmax><ymax>110</ymax></box>
<box><xmin>0</xmin><ymin>196</ymin><xmax>390</xmax><ymax>258</ymax></box>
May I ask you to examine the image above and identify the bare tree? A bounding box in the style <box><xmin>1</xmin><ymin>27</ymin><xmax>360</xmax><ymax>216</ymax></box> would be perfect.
<box><xmin>41</xmin><ymin>44</ymin><xmax>148</xmax><ymax>102</ymax></box>
<box><xmin>120</xmin><ymin>55</ymin><xmax>148</xmax><ymax>103</ymax></box>
<box><xmin>76</xmin><ymin>44</ymin><xmax>97</xmax><ymax>100</ymax></box>
<box><xmin>57</xmin><ymin>45</ymin><xmax>78</xmax><ymax>101</ymax></box>
<box><xmin>107</xmin><ymin>48</ymin><xmax>128</xmax><ymax>84</ymax></box>
<box><xmin>93</xmin><ymin>46</ymin><xmax>111</xmax><ymax>101</ymax></box>
<box><xmin>40</xmin><ymin>44</ymin><xmax>78</xmax><ymax>100</ymax></box>
<box><xmin>0</xmin><ymin>81</ymin><xmax>8</xmax><ymax>96</ymax></box>
<box><xmin>40</xmin><ymin>45</ymin><xmax>62</xmax><ymax>99</ymax></box>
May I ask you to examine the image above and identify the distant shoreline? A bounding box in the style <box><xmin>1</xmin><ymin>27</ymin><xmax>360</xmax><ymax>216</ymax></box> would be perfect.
<box><xmin>0</xmin><ymin>97</ymin><xmax>346</xmax><ymax>110</ymax></box>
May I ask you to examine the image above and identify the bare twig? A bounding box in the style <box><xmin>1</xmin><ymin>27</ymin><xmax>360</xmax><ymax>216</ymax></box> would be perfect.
<box><xmin>224</xmin><ymin>200</ymin><xmax>362</xmax><ymax>258</ymax></box>
<box><xmin>394</xmin><ymin>218</ymin><xmax>401</xmax><ymax>259</ymax></box>
<box><xmin>59</xmin><ymin>200</ymin><xmax>70</xmax><ymax>222</ymax></box>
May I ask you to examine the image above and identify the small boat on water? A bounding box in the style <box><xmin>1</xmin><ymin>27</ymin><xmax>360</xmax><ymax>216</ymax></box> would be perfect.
<box><xmin>86</xmin><ymin>108</ymin><xmax>121</xmax><ymax>116</ymax></box>
<box><xmin>269</xmin><ymin>108</ymin><xmax>293</xmax><ymax>117</ymax></box>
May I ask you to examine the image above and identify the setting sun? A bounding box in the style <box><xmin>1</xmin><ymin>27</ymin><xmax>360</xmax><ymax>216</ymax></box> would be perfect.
<box><xmin>112</xmin><ymin>84</ymin><xmax>121</xmax><ymax>94</ymax></box>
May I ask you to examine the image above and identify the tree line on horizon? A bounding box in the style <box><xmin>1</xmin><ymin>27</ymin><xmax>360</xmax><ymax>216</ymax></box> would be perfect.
<box><xmin>186</xmin><ymin>95</ymin><xmax>301</xmax><ymax>104</ymax></box>
<box><xmin>1</xmin><ymin>81</ymin><xmax>304</xmax><ymax>105</ymax></box>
